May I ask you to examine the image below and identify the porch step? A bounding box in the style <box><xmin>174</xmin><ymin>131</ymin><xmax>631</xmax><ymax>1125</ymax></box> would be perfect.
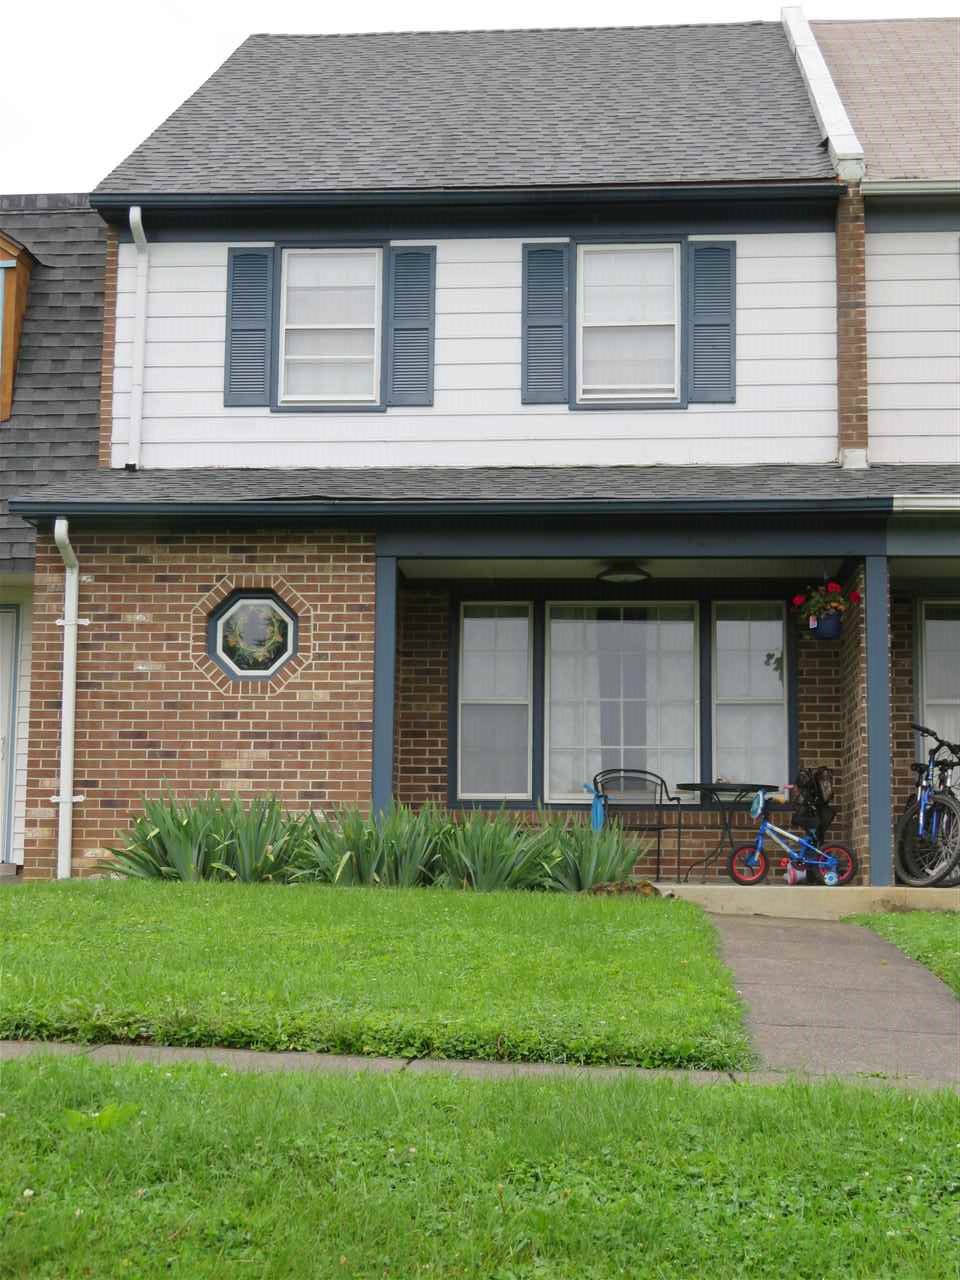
<box><xmin>655</xmin><ymin>882</ymin><xmax>960</xmax><ymax>920</ymax></box>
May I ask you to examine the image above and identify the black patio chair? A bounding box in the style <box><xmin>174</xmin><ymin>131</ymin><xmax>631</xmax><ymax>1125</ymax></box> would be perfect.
<box><xmin>591</xmin><ymin>769</ymin><xmax>683</xmax><ymax>882</ymax></box>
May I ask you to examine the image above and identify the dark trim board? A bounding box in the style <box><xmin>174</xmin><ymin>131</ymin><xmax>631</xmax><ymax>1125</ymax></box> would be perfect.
<box><xmin>865</xmin><ymin>197</ymin><xmax>960</xmax><ymax>233</ymax></box>
<box><xmin>104</xmin><ymin>196</ymin><xmax>839</xmax><ymax>244</ymax></box>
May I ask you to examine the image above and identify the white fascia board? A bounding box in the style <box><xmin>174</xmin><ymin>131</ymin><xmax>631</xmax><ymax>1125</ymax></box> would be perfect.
<box><xmin>862</xmin><ymin>180</ymin><xmax>960</xmax><ymax>196</ymax></box>
<box><xmin>781</xmin><ymin>6</ymin><xmax>865</xmax><ymax>183</ymax></box>
<box><xmin>893</xmin><ymin>495</ymin><xmax>960</xmax><ymax>512</ymax></box>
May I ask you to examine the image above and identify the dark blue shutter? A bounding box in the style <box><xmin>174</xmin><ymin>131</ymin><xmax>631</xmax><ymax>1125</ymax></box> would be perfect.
<box><xmin>386</xmin><ymin>247</ymin><xmax>435</xmax><ymax>406</ymax></box>
<box><xmin>224</xmin><ymin>249</ymin><xmax>274</xmax><ymax>407</ymax></box>
<box><xmin>687</xmin><ymin>242</ymin><xmax>736</xmax><ymax>403</ymax></box>
<box><xmin>522</xmin><ymin>244</ymin><xmax>569</xmax><ymax>404</ymax></box>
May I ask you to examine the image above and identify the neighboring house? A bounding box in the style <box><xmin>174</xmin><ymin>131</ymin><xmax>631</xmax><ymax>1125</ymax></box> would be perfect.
<box><xmin>0</xmin><ymin>196</ymin><xmax>106</xmax><ymax>871</ymax></box>
<box><xmin>9</xmin><ymin>13</ymin><xmax>960</xmax><ymax>884</ymax></box>
<box><xmin>813</xmin><ymin>16</ymin><xmax>960</xmax><ymax>817</ymax></box>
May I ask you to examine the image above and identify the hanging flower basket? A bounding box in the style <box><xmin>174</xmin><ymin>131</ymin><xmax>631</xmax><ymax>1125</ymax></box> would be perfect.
<box><xmin>791</xmin><ymin>581</ymin><xmax>861</xmax><ymax>640</ymax></box>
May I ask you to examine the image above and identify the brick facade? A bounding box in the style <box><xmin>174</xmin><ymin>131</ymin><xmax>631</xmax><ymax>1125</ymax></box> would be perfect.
<box><xmin>835</xmin><ymin>182</ymin><xmax>868</xmax><ymax>454</ymax></box>
<box><xmin>23</xmin><ymin>530</ymin><xmax>375</xmax><ymax>878</ymax></box>
<box><xmin>394</xmin><ymin>586</ymin><xmax>450</xmax><ymax>806</ymax></box>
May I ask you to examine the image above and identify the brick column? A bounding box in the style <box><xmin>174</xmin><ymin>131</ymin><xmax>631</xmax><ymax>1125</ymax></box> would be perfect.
<box><xmin>97</xmin><ymin>224</ymin><xmax>119</xmax><ymax>467</ymax></box>
<box><xmin>836</xmin><ymin>183</ymin><xmax>868</xmax><ymax>456</ymax></box>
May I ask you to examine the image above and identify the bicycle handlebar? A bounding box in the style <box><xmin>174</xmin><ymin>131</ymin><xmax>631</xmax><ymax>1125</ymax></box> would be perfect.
<box><xmin>911</xmin><ymin>722</ymin><xmax>960</xmax><ymax>755</ymax></box>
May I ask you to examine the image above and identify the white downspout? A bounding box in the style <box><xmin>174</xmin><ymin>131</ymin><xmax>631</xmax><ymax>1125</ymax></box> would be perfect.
<box><xmin>126</xmin><ymin>206</ymin><xmax>149</xmax><ymax>471</ymax></box>
<box><xmin>53</xmin><ymin>518</ymin><xmax>85</xmax><ymax>879</ymax></box>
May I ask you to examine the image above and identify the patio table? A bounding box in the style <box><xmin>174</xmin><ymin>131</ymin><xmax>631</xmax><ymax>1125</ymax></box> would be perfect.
<box><xmin>675</xmin><ymin>782</ymin><xmax>779</xmax><ymax>884</ymax></box>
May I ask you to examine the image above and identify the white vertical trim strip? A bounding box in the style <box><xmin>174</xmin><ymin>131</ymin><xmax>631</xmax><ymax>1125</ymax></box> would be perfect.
<box><xmin>781</xmin><ymin>7</ymin><xmax>865</xmax><ymax>181</ymax></box>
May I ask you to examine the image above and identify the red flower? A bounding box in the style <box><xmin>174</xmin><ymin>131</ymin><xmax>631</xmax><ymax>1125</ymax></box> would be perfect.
<box><xmin>826</xmin><ymin>581</ymin><xmax>842</xmax><ymax>594</ymax></box>
<box><xmin>791</xmin><ymin>593</ymin><xmax>807</xmax><ymax>607</ymax></box>
<box><xmin>849</xmin><ymin>589</ymin><xmax>861</xmax><ymax>604</ymax></box>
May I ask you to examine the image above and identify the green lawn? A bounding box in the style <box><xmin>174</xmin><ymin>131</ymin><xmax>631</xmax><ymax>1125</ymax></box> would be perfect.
<box><xmin>848</xmin><ymin>911</ymin><xmax>960</xmax><ymax>996</ymax></box>
<box><xmin>0</xmin><ymin>881</ymin><xmax>750</xmax><ymax>1069</ymax></box>
<box><xmin>0</xmin><ymin>1057</ymin><xmax>956</xmax><ymax>1280</ymax></box>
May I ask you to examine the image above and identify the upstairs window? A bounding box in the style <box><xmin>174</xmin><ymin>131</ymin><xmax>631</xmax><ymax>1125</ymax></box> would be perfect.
<box><xmin>278</xmin><ymin>248</ymin><xmax>382</xmax><ymax>405</ymax></box>
<box><xmin>576</xmin><ymin>244</ymin><xmax>681</xmax><ymax>404</ymax></box>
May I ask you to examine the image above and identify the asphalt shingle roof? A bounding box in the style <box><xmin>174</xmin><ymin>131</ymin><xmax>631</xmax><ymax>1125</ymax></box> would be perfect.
<box><xmin>813</xmin><ymin>19</ymin><xmax>960</xmax><ymax>182</ymax></box>
<box><xmin>11</xmin><ymin>466</ymin><xmax>960</xmax><ymax>514</ymax></box>
<box><xmin>95</xmin><ymin>24</ymin><xmax>836</xmax><ymax>197</ymax></box>
<box><xmin>0</xmin><ymin>195</ymin><xmax>106</xmax><ymax>573</ymax></box>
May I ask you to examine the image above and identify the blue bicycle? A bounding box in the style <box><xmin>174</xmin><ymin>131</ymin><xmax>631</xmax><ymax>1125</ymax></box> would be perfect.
<box><xmin>728</xmin><ymin>769</ymin><xmax>858</xmax><ymax>887</ymax></box>
<box><xmin>894</xmin><ymin>723</ymin><xmax>960</xmax><ymax>888</ymax></box>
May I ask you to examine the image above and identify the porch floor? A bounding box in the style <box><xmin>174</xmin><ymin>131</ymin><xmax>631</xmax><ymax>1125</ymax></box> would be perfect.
<box><xmin>655</xmin><ymin>882</ymin><xmax>960</xmax><ymax>919</ymax></box>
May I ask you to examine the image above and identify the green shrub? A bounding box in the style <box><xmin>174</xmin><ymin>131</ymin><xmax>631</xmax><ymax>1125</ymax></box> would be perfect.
<box><xmin>102</xmin><ymin>793</ymin><xmax>307</xmax><ymax>883</ymax></box>
<box><xmin>540</xmin><ymin>819</ymin><xmax>641</xmax><ymax>891</ymax></box>
<box><xmin>103</xmin><ymin>795</ymin><xmax>642</xmax><ymax>892</ymax></box>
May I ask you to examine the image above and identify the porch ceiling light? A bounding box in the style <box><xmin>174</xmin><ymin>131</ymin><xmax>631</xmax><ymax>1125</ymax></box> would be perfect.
<box><xmin>596</xmin><ymin>559</ymin><xmax>651</xmax><ymax>584</ymax></box>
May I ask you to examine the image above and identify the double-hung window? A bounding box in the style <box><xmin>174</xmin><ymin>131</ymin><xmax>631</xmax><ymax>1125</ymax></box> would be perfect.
<box><xmin>920</xmin><ymin>601</ymin><xmax>960</xmax><ymax>744</ymax></box>
<box><xmin>576</xmin><ymin>244</ymin><xmax>681</xmax><ymax>403</ymax></box>
<box><xmin>278</xmin><ymin>248</ymin><xmax>382</xmax><ymax>404</ymax></box>
<box><xmin>713</xmin><ymin>604</ymin><xmax>788</xmax><ymax>785</ymax></box>
<box><xmin>458</xmin><ymin>605</ymin><xmax>533</xmax><ymax>800</ymax></box>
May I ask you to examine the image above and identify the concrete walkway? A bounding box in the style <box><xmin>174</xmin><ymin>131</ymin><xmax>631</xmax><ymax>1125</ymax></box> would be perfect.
<box><xmin>714</xmin><ymin>915</ymin><xmax>960</xmax><ymax>1089</ymax></box>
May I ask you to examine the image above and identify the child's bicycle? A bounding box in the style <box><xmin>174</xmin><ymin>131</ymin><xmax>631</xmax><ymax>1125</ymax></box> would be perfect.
<box><xmin>727</xmin><ymin>768</ymin><xmax>858</xmax><ymax>886</ymax></box>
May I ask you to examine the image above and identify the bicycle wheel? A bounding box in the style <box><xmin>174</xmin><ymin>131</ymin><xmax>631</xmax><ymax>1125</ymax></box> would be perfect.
<box><xmin>821</xmin><ymin>844</ymin><xmax>858</xmax><ymax>886</ymax></box>
<box><xmin>728</xmin><ymin>845</ymin><xmax>769</xmax><ymax>885</ymax></box>
<box><xmin>895</xmin><ymin>793</ymin><xmax>960</xmax><ymax>887</ymax></box>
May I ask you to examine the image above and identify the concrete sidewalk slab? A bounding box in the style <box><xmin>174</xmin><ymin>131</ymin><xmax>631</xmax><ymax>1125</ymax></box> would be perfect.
<box><xmin>714</xmin><ymin>916</ymin><xmax>960</xmax><ymax>1086</ymax></box>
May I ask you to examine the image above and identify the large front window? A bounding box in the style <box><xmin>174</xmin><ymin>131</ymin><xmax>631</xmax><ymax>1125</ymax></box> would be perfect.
<box><xmin>921</xmin><ymin>601</ymin><xmax>960</xmax><ymax>744</ymax></box>
<box><xmin>278</xmin><ymin>248</ymin><xmax>382</xmax><ymax>404</ymax></box>
<box><xmin>576</xmin><ymin>244</ymin><xmax>681</xmax><ymax>403</ymax></box>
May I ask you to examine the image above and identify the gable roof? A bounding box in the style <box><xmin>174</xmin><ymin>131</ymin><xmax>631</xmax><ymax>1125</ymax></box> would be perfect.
<box><xmin>0</xmin><ymin>195</ymin><xmax>106</xmax><ymax>573</ymax></box>
<box><xmin>812</xmin><ymin>19</ymin><xmax>960</xmax><ymax>182</ymax></box>
<box><xmin>95</xmin><ymin>23</ymin><xmax>836</xmax><ymax>199</ymax></box>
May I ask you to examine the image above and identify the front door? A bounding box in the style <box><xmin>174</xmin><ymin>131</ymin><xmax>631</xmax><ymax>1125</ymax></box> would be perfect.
<box><xmin>0</xmin><ymin>608</ymin><xmax>18</xmax><ymax>863</ymax></box>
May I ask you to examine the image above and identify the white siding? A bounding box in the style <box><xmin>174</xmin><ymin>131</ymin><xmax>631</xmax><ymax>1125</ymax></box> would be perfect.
<box><xmin>866</xmin><ymin>231</ymin><xmax>960</xmax><ymax>465</ymax></box>
<box><xmin>112</xmin><ymin>233</ymin><xmax>839</xmax><ymax>468</ymax></box>
<box><xmin>1</xmin><ymin>588</ymin><xmax>31</xmax><ymax>866</ymax></box>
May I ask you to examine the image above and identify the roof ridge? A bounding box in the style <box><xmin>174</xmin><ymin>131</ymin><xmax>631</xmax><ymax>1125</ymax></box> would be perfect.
<box><xmin>242</xmin><ymin>21</ymin><xmax>775</xmax><ymax>39</ymax></box>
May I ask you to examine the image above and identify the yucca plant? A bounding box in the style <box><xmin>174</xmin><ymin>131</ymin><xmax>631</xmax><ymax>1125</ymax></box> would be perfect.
<box><xmin>540</xmin><ymin>820</ymin><xmax>641</xmax><ymax>892</ymax></box>
<box><xmin>211</xmin><ymin>795</ymin><xmax>307</xmax><ymax>882</ymax></box>
<box><xmin>435</xmin><ymin>811</ymin><xmax>545</xmax><ymax>891</ymax></box>
<box><xmin>377</xmin><ymin>803</ymin><xmax>449</xmax><ymax>887</ymax></box>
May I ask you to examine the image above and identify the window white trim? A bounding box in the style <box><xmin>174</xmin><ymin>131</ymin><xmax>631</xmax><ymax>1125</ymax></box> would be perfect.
<box><xmin>918</xmin><ymin>598</ymin><xmax>960</xmax><ymax>743</ymax></box>
<box><xmin>544</xmin><ymin>600</ymin><xmax>700</xmax><ymax>804</ymax></box>
<box><xmin>457</xmin><ymin>602</ymin><xmax>533</xmax><ymax>801</ymax></box>
<box><xmin>215</xmin><ymin>597</ymin><xmax>296</xmax><ymax>678</ymax></box>
<box><xmin>277</xmin><ymin>247</ymin><xmax>382</xmax><ymax>405</ymax></box>
<box><xmin>711</xmin><ymin>601</ymin><xmax>789</xmax><ymax>788</ymax></box>
<box><xmin>575</xmin><ymin>243</ymin><xmax>681</xmax><ymax>404</ymax></box>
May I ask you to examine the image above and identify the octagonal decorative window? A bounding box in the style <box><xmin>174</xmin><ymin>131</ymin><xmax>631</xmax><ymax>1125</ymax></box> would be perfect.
<box><xmin>208</xmin><ymin>592</ymin><xmax>298</xmax><ymax>680</ymax></box>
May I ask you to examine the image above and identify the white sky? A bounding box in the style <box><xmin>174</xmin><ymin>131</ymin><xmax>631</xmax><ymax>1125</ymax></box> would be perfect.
<box><xmin>3</xmin><ymin>0</ymin><xmax>958</xmax><ymax>193</ymax></box>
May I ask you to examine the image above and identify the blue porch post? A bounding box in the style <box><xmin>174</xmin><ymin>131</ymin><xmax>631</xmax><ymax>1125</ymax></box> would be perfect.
<box><xmin>864</xmin><ymin>555</ymin><xmax>892</xmax><ymax>886</ymax></box>
<box><xmin>372</xmin><ymin>555</ymin><xmax>398</xmax><ymax>819</ymax></box>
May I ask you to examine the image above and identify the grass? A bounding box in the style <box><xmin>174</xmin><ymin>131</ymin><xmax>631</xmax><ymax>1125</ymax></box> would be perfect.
<box><xmin>848</xmin><ymin>911</ymin><xmax>960</xmax><ymax>996</ymax></box>
<box><xmin>0</xmin><ymin>1057</ymin><xmax>957</xmax><ymax>1279</ymax></box>
<box><xmin>0</xmin><ymin>881</ymin><xmax>750</xmax><ymax>1069</ymax></box>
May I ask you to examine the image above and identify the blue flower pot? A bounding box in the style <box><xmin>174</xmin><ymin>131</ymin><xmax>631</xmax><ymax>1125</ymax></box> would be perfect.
<box><xmin>813</xmin><ymin>612</ymin><xmax>843</xmax><ymax>640</ymax></box>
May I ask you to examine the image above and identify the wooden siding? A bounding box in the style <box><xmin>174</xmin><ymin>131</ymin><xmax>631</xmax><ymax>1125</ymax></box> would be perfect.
<box><xmin>866</xmin><ymin>232</ymin><xmax>960</xmax><ymax>465</ymax></box>
<box><xmin>111</xmin><ymin>233</ymin><xmax>839</xmax><ymax>468</ymax></box>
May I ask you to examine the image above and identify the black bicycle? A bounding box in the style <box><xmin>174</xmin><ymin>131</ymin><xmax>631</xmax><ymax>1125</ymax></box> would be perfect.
<box><xmin>894</xmin><ymin>723</ymin><xmax>960</xmax><ymax>888</ymax></box>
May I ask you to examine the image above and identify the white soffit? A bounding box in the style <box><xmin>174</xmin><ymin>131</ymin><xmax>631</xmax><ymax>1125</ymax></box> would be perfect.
<box><xmin>781</xmin><ymin>6</ymin><xmax>865</xmax><ymax>182</ymax></box>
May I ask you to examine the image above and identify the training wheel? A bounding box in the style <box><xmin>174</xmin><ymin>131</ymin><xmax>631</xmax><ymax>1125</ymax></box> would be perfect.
<box><xmin>823</xmin><ymin>871</ymin><xmax>839</xmax><ymax>887</ymax></box>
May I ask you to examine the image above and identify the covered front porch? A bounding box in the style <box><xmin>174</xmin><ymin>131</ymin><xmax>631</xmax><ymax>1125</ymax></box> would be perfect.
<box><xmin>372</xmin><ymin>511</ymin><xmax>959</xmax><ymax>888</ymax></box>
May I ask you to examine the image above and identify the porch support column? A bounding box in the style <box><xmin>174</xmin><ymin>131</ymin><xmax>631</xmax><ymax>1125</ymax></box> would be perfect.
<box><xmin>372</xmin><ymin>554</ymin><xmax>398</xmax><ymax>819</ymax></box>
<box><xmin>865</xmin><ymin>555</ymin><xmax>892</xmax><ymax>885</ymax></box>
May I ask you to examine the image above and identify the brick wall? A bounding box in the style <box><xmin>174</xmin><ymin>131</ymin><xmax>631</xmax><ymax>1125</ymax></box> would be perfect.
<box><xmin>394</xmin><ymin>586</ymin><xmax>450</xmax><ymax>806</ymax></box>
<box><xmin>836</xmin><ymin>565</ymin><xmax>870</xmax><ymax>878</ymax></box>
<box><xmin>23</xmin><ymin>530</ymin><xmax>375</xmax><ymax>878</ymax></box>
<box><xmin>97</xmin><ymin>225</ymin><xmax>118</xmax><ymax>467</ymax></box>
<box><xmin>890</xmin><ymin>594</ymin><xmax>917</xmax><ymax>819</ymax></box>
<box><xmin>836</xmin><ymin>183</ymin><xmax>868</xmax><ymax>454</ymax></box>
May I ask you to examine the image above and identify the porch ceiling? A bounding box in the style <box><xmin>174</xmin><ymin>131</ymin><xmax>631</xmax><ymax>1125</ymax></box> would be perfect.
<box><xmin>399</xmin><ymin>557</ymin><xmax>845</xmax><ymax>581</ymax></box>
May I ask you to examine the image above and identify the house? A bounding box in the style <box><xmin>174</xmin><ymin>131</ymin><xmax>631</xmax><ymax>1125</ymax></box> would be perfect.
<box><xmin>0</xmin><ymin>196</ymin><xmax>106</xmax><ymax>872</ymax></box>
<box><xmin>8</xmin><ymin>13</ymin><xmax>960</xmax><ymax>884</ymax></box>
<box><xmin>812</xmin><ymin>16</ymin><xmax>960</xmax><ymax>818</ymax></box>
